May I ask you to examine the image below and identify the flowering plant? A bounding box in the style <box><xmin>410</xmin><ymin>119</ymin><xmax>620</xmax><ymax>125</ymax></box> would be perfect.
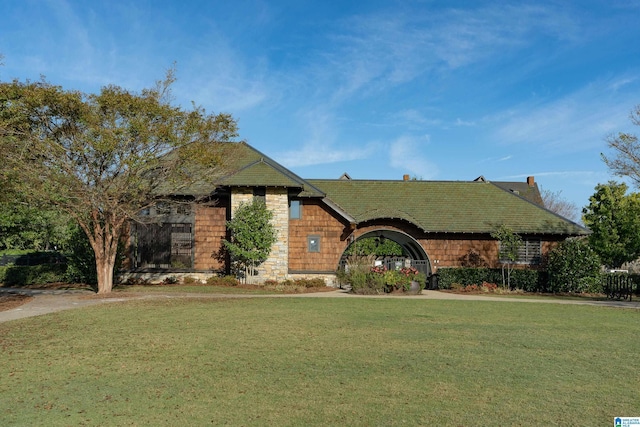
<box><xmin>370</xmin><ymin>265</ymin><xmax>426</xmax><ymax>291</ymax></box>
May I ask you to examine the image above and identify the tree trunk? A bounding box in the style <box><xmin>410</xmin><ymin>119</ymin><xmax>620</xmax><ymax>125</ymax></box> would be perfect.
<box><xmin>85</xmin><ymin>211</ymin><xmax>122</xmax><ymax>294</ymax></box>
<box><xmin>95</xmin><ymin>253</ymin><xmax>115</xmax><ymax>294</ymax></box>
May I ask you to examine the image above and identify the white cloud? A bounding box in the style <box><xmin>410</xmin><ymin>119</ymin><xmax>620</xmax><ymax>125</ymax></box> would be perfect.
<box><xmin>315</xmin><ymin>3</ymin><xmax>583</xmax><ymax>104</ymax></box>
<box><xmin>274</xmin><ymin>108</ymin><xmax>380</xmax><ymax>167</ymax></box>
<box><xmin>455</xmin><ymin>118</ymin><xmax>475</xmax><ymax>127</ymax></box>
<box><xmin>492</xmin><ymin>74</ymin><xmax>640</xmax><ymax>152</ymax></box>
<box><xmin>276</xmin><ymin>143</ymin><xmax>379</xmax><ymax>168</ymax></box>
<box><xmin>388</xmin><ymin>135</ymin><xmax>438</xmax><ymax>179</ymax></box>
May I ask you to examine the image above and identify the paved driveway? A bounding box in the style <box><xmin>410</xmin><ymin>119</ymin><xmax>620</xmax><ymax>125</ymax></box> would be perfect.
<box><xmin>1</xmin><ymin>287</ymin><xmax>639</xmax><ymax>324</ymax></box>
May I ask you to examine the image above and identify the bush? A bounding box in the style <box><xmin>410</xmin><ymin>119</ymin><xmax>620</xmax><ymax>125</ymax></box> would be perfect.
<box><xmin>437</xmin><ymin>267</ymin><xmax>547</xmax><ymax>292</ymax></box>
<box><xmin>63</xmin><ymin>225</ymin><xmax>97</xmax><ymax>285</ymax></box>
<box><xmin>339</xmin><ymin>256</ymin><xmax>426</xmax><ymax>294</ymax></box>
<box><xmin>0</xmin><ymin>263</ymin><xmax>67</xmax><ymax>286</ymax></box>
<box><xmin>182</xmin><ymin>276</ymin><xmax>200</xmax><ymax>285</ymax></box>
<box><xmin>547</xmin><ymin>238</ymin><xmax>602</xmax><ymax>293</ymax></box>
<box><xmin>293</xmin><ymin>278</ymin><xmax>326</xmax><ymax>288</ymax></box>
<box><xmin>206</xmin><ymin>275</ymin><xmax>240</xmax><ymax>287</ymax></box>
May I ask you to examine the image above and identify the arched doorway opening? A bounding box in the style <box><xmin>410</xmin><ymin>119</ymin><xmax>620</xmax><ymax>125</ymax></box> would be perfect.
<box><xmin>339</xmin><ymin>229</ymin><xmax>431</xmax><ymax>276</ymax></box>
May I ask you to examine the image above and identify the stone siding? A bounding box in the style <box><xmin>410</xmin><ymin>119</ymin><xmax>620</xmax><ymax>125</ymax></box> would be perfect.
<box><xmin>230</xmin><ymin>188</ymin><xmax>289</xmax><ymax>282</ymax></box>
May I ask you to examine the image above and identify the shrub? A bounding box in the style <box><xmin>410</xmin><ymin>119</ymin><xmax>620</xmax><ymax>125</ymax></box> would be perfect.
<box><xmin>547</xmin><ymin>238</ymin><xmax>602</xmax><ymax>293</ymax></box>
<box><xmin>182</xmin><ymin>276</ymin><xmax>200</xmax><ymax>285</ymax></box>
<box><xmin>0</xmin><ymin>263</ymin><xmax>67</xmax><ymax>286</ymax></box>
<box><xmin>339</xmin><ymin>256</ymin><xmax>426</xmax><ymax>294</ymax></box>
<box><xmin>206</xmin><ymin>275</ymin><xmax>240</xmax><ymax>287</ymax></box>
<box><xmin>437</xmin><ymin>267</ymin><xmax>547</xmax><ymax>292</ymax></box>
<box><xmin>293</xmin><ymin>278</ymin><xmax>326</xmax><ymax>288</ymax></box>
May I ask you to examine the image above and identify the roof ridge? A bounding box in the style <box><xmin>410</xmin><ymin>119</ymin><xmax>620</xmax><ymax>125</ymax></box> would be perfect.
<box><xmin>237</xmin><ymin>144</ymin><xmax>326</xmax><ymax>196</ymax></box>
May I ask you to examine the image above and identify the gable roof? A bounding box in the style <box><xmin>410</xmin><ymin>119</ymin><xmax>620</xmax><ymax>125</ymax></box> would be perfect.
<box><xmin>492</xmin><ymin>181</ymin><xmax>544</xmax><ymax>206</ymax></box>
<box><xmin>174</xmin><ymin>142</ymin><xmax>324</xmax><ymax>197</ymax></box>
<box><xmin>308</xmin><ymin>179</ymin><xmax>587</xmax><ymax>236</ymax></box>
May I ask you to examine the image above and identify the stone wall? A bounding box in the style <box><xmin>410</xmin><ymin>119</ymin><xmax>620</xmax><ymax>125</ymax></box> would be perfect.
<box><xmin>260</xmin><ymin>189</ymin><xmax>289</xmax><ymax>280</ymax></box>
<box><xmin>230</xmin><ymin>188</ymin><xmax>289</xmax><ymax>282</ymax></box>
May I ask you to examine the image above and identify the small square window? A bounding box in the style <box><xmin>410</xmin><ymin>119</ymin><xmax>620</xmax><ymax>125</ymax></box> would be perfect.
<box><xmin>290</xmin><ymin>200</ymin><xmax>301</xmax><ymax>219</ymax></box>
<box><xmin>308</xmin><ymin>235</ymin><xmax>320</xmax><ymax>253</ymax></box>
<box><xmin>253</xmin><ymin>187</ymin><xmax>266</xmax><ymax>203</ymax></box>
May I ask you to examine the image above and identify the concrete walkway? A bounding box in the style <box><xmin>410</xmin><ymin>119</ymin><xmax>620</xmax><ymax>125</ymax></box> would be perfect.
<box><xmin>1</xmin><ymin>287</ymin><xmax>639</xmax><ymax>324</ymax></box>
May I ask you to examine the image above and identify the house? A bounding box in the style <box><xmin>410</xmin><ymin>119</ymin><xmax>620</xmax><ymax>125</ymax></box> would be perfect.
<box><xmin>125</xmin><ymin>142</ymin><xmax>588</xmax><ymax>285</ymax></box>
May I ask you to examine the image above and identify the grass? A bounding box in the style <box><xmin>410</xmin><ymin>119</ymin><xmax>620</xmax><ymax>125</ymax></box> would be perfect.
<box><xmin>1</xmin><ymin>297</ymin><xmax>639</xmax><ymax>425</ymax></box>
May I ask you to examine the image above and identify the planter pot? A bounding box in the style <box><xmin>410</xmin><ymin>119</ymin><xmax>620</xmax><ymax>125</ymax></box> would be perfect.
<box><xmin>408</xmin><ymin>281</ymin><xmax>421</xmax><ymax>294</ymax></box>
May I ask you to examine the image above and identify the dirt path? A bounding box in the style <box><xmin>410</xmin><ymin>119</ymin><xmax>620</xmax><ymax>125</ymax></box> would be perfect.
<box><xmin>1</xmin><ymin>287</ymin><xmax>639</xmax><ymax>324</ymax></box>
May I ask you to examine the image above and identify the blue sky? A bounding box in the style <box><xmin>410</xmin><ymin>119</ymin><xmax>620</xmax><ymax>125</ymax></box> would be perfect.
<box><xmin>2</xmin><ymin>1</ymin><xmax>640</xmax><ymax>213</ymax></box>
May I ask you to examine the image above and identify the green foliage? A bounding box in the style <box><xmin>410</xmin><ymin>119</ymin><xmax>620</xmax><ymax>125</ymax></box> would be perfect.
<box><xmin>547</xmin><ymin>238</ymin><xmax>602</xmax><ymax>293</ymax></box>
<box><xmin>343</xmin><ymin>237</ymin><xmax>405</xmax><ymax>257</ymax></box>
<box><xmin>223</xmin><ymin>200</ymin><xmax>277</xmax><ymax>283</ymax></box>
<box><xmin>582</xmin><ymin>181</ymin><xmax>640</xmax><ymax>268</ymax></box>
<box><xmin>510</xmin><ymin>269</ymin><xmax>548</xmax><ymax>293</ymax></box>
<box><xmin>492</xmin><ymin>225</ymin><xmax>523</xmax><ymax>263</ymax></box>
<box><xmin>339</xmin><ymin>256</ymin><xmax>425</xmax><ymax>294</ymax></box>
<box><xmin>491</xmin><ymin>225</ymin><xmax>523</xmax><ymax>288</ymax></box>
<box><xmin>0</xmin><ymin>71</ymin><xmax>238</xmax><ymax>293</ymax></box>
<box><xmin>63</xmin><ymin>224</ymin><xmax>97</xmax><ymax>285</ymax></box>
<box><xmin>0</xmin><ymin>263</ymin><xmax>67</xmax><ymax>286</ymax></box>
<box><xmin>437</xmin><ymin>267</ymin><xmax>548</xmax><ymax>292</ymax></box>
<box><xmin>0</xmin><ymin>202</ymin><xmax>71</xmax><ymax>251</ymax></box>
<box><xmin>262</xmin><ymin>278</ymin><xmax>327</xmax><ymax>289</ymax></box>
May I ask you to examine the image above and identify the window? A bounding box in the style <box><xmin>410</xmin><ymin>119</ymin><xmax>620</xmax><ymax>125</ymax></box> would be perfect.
<box><xmin>517</xmin><ymin>239</ymin><xmax>541</xmax><ymax>264</ymax></box>
<box><xmin>253</xmin><ymin>187</ymin><xmax>266</xmax><ymax>203</ymax></box>
<box><xmin>290</xmin><ymin>200</ymin><xmax>301</xmax><ymax>219</ymax></box>
<box><xmin>134</xmin><ymin>222</ymin><xmax>193</xmax><ymax>269</ymax></box>
<box><xmin>499</xmin><ymin>239</ymin><xmax>541</xmax><ymax>264</ymax></box>
<box><xmin>307</xmin><ymin>235</ymin><xmax>320</xmax><ymax>253</ymax></box>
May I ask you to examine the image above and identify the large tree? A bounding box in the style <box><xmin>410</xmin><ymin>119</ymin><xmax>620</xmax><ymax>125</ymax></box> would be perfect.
<box><xmin>0</xmin><ymin>72</ymin><xmax>238</xmax><ymax>293</ymax></box>
<box><xmin>582</xmin><ymin>181</ymin><xmax>640</xmax><ymax>268</ymax></box>
<box><xmin>541</xmin><ymin>188</ymin><xmax>579</xmax><ymax>221</ymax></box>
<box><xmin>602</xmin><ymin>105</ymin><xmax>640</xmax><ymax>185</ymax></box>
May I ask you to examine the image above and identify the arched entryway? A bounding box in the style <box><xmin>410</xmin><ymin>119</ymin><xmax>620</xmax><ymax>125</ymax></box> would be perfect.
<box><xmin>340</xmin><ymin>229</ymin><xmax>431</xmax><ymax>276</ymax></box>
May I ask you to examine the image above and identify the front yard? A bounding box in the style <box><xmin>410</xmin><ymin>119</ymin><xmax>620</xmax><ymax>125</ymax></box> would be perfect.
<box><xmin>1</xmin><ymin>297</ymin><xmax>638</xmax><ymax>425</ymax></box>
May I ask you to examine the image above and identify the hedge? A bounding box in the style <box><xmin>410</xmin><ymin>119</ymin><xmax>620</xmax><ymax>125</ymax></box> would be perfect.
<box><xmin>436</xmin><ymin>267</ymin><xmax>549</xmax><ymax>292</ymax></box>
<box><xmin>0</xmin><ymin>263</ymin><xmax>68</xmax><ymax>286</ymax></box>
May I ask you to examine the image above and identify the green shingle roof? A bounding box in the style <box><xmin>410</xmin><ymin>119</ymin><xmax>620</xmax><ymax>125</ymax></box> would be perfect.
<box><xmin>175</xmin><ymin>142</ymin><xmax>324</xmax><ymax>197</ymax></box>
<box><xmin>308</xmin><ymin>179</ymin><xmax>587</xmax><ymax>236</ymax></box>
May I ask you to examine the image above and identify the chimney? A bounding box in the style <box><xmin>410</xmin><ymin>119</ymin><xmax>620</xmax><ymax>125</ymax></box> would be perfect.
<box><xmin>527</xmin><ymin>176</ymin><xmax>535</xmax><ymax>187</ymax></box>
<box><xmin>403</xmin><ymin>174</ymin><xmax>410</xmax><ymax>181</ymax></box>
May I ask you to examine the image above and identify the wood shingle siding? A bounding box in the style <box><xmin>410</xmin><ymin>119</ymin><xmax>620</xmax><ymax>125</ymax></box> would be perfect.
<box><xmin>194</xmin><ymin>203</ymin><xmax>228</xmax><ymax>271</ymax></box>
<box><xmin>288</xmin><ymin>200</ymin><xmax>349</xmax><ymax>272</ymax></box>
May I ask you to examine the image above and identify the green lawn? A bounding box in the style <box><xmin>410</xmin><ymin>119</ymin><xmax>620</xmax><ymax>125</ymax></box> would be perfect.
<box><xmin>1</xmin><ymin>298</ymin><xmax>638</xmax><ymax>426</ymax></box>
